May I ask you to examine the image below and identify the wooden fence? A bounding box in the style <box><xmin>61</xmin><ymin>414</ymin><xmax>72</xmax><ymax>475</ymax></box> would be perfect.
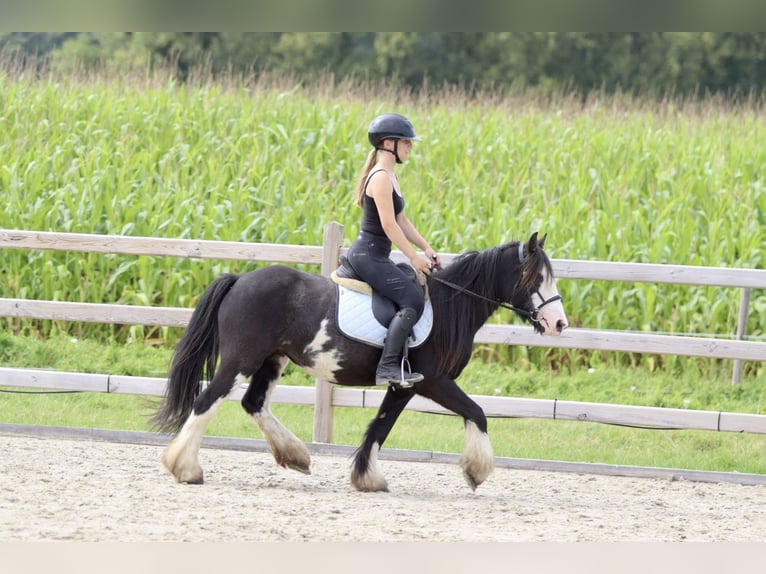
<box><xmin>1</xmin><ymin>225</ymin><xmax>765</xmax><ymax>444</ymax></box>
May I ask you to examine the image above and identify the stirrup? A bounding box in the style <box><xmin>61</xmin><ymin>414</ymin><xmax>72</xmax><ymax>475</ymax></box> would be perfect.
<box><xmin>399</xmin><ymin>357</ymin><xmax>424</xmax><ymax>388</ymax></box>
<box><xmin>382</xmin><ymin>359</ymin><xmax>424</xmax><ymax>389</ymax></box>
<box><xmin>375</xmin><ymin>358</ymin><xmax>423</xmax><ymax>389</ymax></box>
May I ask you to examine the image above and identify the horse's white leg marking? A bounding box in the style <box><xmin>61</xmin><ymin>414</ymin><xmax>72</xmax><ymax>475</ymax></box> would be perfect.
<box><xmin>459</xmin><ymin>420</ymin><xmax>495</xmax><ymax>491</ymax></box>
<box><xmin>252</xmin><ymin>357</ymin><xmax>311</xmax><ymax>474</ymax></box>
<box><xmin>350</xmin><ymin>442</ymin><xmax>389</xmax><ymax>492</ymax></box>
<box><xmin>162</xmin><ymin>389</ymin><xmax>234</xmax><ymax>484</ymax></box>
<box><xmin>300</xmin><ymin>319</ymin><xmax>342</xmax><ymax>383</ymax></box>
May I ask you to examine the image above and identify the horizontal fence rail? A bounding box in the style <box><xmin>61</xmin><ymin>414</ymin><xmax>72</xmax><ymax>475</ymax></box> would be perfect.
<box><xmin>551</xmin><ymin>259</ymin><xmax>766</xmax><ymax>288</ymax></box>
<box><xmin>0</xmin><ymin>229</ymin><xmax>324</xmax><ymax>264</ymax></box>
<box><xmin>3</xmin><ymin>229</ymin><xmax>766</xmax><ymax>287</ymax></box>
<box><xmin>3</xmin><ymin>367</ymin><xmax>765</xmax><ymax>435</ymax></box>
<box><xmin>1</xmin><ymin>226</ymin><xmax>765</xmax><ymax>446</ymax></box>
<box><xmin>1</xmin><ymin>299</ymin><xmax>765</xmax><ymax>361</ymax></box>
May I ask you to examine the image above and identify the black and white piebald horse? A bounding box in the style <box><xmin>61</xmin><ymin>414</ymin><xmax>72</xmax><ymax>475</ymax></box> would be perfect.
<box><xmin>152</xmin><ymin>232</ymin><xmax>568</xmax><ymax>492</ymax></box>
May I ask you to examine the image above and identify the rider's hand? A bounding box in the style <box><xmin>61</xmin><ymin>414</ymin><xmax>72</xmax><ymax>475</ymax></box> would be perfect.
<box><xmin>425</xmin><ymin>247</ymin><xmax>441</xmax><ymax>269</ymax></box>
<box><xmin>411</xmin><ymin>254</ymin><xmax>433</xmax><ymax>274</ymax></box>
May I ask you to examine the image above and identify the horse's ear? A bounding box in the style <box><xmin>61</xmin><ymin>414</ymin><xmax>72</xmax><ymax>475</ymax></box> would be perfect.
<box><xmin>539</xmin><ymin>233</ymin><xmax>547</xmax><ymax>249</ymax></box>
<box><xmin>528</xmin><ymin>232</ymin><xmax>539</xmax><ymax>253</ymax></box>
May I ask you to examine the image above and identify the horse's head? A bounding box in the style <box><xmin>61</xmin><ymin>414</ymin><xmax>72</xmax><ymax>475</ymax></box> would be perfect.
<box><xmin>507</xmin><ymin>232</ymin><xmax>568</xmax><ymax>336</ymax></box>
<box><xmin>427</xmin><ymin>234</ymin><xmax>568</xmax><ymax>378</ymax></box>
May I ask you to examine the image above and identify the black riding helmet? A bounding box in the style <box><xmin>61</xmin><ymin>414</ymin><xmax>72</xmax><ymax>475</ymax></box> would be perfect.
<box><xmin>367</xmin><ymin>112</ymin><xmax>421</xmax><ymax>164</ymax></box>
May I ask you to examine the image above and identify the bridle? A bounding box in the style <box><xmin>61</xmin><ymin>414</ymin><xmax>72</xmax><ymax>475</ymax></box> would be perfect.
<box><xmin>428</xmin><ymin>242</ymin><xmax>563</xmax><ymax>325</ymax></box>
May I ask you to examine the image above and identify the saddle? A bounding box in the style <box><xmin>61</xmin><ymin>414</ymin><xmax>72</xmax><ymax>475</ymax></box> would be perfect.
<box><xmin>333</xmin><ymin>256</ymin><xmax>427</xmax><ymax>327</ymax></box>
<box><xmin>331</xmin><ymin>256</ymin><xmax>433</xmax><ymax>349</ymax></box>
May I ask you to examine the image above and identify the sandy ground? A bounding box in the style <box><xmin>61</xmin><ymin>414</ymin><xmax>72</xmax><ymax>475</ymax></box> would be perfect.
<box><xmin>1</xmin><ymin>434</ymin><xmax>764</xmax><ymax>542</ymax></box>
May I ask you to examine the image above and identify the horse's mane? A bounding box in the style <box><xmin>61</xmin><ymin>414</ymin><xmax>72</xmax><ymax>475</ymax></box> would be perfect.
<box><xmin>428</xmin><ymin>240</ymin><xmax>552</xmax><ymax>378</ymax></box>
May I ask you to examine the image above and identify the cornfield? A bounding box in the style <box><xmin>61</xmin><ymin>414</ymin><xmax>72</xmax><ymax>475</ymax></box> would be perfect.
<box><xmin>1</xmin><ymin>63</ymin><xmax>765</xmax><ymax>376</ymax></box>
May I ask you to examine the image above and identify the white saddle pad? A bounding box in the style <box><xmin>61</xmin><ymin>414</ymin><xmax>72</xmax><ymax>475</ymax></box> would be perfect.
<box><xmin>336</xmin><ymin>285</ymin><xmax>433</xmax><ymax>349</ymax></box>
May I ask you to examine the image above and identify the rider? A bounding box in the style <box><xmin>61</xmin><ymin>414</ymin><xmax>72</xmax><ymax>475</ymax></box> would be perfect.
<box><xmin>347</xmin><ymin>112</ymin><xmax>442</xmax><ymax>387</ymax></box>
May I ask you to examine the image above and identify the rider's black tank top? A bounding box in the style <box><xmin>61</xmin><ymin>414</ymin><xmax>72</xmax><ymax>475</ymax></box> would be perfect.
<box><xmin>360</xmin><ymin>169</ymin><xmax>404</xmax><ymax>237</ymax></box>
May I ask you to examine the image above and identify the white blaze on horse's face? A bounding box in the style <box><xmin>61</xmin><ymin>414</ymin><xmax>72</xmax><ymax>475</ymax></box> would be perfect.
<box><xmin>533</xmin><ymin>268</ymin><xmax>568</xmax><ymax>336</ymax></box>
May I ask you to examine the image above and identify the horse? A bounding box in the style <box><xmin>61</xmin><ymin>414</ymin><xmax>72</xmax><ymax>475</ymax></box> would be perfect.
<box><xmin>151</xmin><ymin>232</ymin><xmax>568</xmax><ymax>492</ymax></box>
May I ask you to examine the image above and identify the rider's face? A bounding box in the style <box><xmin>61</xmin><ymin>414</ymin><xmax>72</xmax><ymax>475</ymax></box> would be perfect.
<box><xmin>396</xmin><ymin>139</ymin><xmax>413</xmax><ymax>160</ymax></box>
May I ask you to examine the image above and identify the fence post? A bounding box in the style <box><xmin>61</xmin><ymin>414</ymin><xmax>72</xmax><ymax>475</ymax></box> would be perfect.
<box><xmin>313</xmin><ymin>221</ymin><xmax>344</xmax><ymax>443</ymax></box>
<box><xmin>731</xmin><ymin>287</ymin><xmax>751</xmax><ymax>386</ymax></box>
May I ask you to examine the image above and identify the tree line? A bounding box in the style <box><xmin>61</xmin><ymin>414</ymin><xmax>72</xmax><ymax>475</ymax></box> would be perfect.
<box><xmin>2</xmin><ymin>32</ymin><xmax>766</xmax><ymax>98</ymax></box>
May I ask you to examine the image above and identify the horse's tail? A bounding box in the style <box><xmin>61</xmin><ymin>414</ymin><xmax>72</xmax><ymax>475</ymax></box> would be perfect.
<box><xmin>151</xmin><ymin>273</ymin><xmax>239</xmax><ymax>433</ymax></box>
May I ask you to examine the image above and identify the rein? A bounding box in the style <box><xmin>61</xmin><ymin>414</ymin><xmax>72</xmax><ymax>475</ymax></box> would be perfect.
<box><xmin>428</xmin><ymin>274</ymin><xmax>528</xmax><ymax>315</ymax></box>
<box><xmin>430</xmin><ymin>275</ymin><xmax>557</xmax><ymax>320</ymax></box>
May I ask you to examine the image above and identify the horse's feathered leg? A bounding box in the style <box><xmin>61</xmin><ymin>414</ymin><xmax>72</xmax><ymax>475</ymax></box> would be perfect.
<box><xmin>153</xmin><ymin>273</ymin><xmax>241</xmax><ymax>484</ymax></box>
<box><xmin>351</xmin><ymin>386</ymin><xmax>416</xmax><ymax>492</ymax></box>
<box><xmin>416</xmin><ymin>378</ymin><xmax>495</xmax><ymax>491</ymax></box>
<box><xmin>161</xmin><ymin>364</ymin><xmax>241</xmax><ymax>484</ymax></box>
<box><xmin>241</xmin><ymin>354</ymin><xmax>311</xmax><ymax>475</ymax></box>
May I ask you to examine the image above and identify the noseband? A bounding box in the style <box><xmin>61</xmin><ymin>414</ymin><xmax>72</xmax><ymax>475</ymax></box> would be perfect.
<box><xmin>527</xmin><ymin>288</ymin><xmax>564</xmax><ymax>322</ymax></box>
<box><xmin>430</xmin><ymin>243</ymin><xmax>562</xmax><ymax>324</ymax></box>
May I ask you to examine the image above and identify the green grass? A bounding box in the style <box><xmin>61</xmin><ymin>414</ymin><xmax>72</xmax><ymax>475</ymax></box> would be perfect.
<box><xmin>1</xmin><ymin>333</ymin><xmax>764</xmax><ymax>474</ymax></box>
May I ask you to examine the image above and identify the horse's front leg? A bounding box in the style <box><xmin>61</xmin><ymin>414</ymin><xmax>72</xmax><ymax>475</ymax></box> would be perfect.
<box><xmin>417</xmin><ymin>377</ymin><xmax>495</xmax><ymax>491</ymax></box>
<box><xmin>351</xmin><ymin>386</ymin><xmax>416</xmax><ymax>492</ymax></box>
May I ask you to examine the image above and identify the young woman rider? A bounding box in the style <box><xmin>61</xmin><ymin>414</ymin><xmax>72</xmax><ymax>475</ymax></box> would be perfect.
<box><xmin>346</xmin><ymin>112</ymin><xmax>442</xmax><ymax>387</ymax></box>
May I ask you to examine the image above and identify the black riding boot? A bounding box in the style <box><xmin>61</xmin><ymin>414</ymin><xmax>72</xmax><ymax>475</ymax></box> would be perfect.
<box><xmin>375</xmin><ymin>307</ymin><xmax>424</xmax><ymax>388</ymax></box>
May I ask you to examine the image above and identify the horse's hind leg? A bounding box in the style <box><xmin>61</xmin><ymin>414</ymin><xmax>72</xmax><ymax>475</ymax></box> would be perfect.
<box><xmin>162</xmin><ymin>365</ymin><xmax>241</xmax><ymax>484</ymax></box>
<box><xmin>351</xmin><ymin>386</ymin><xmax>416</xmax><ymax>492</ymax></box>
<box><xmin>241</xmin><ymin>354</ymin><xmax>311</xmax><ymax>475</ymax></box>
